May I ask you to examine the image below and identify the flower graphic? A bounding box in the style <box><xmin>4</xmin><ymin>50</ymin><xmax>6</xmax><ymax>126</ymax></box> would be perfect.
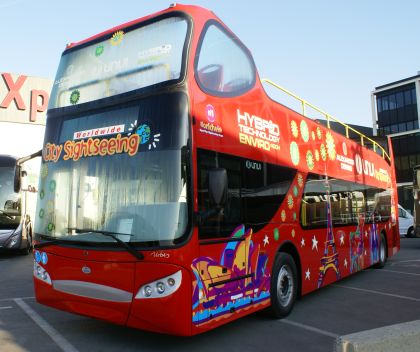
<box><xmin>287</xmin><ymin>194</ymin><xmax>294</xmax><ymax>209</ymax></box>
<box><xmin>315</xmin><ymin>149</ymin><xmax>320</xmax><ymax>161</ymax></box>
<box><xmin>290</xmin><ymin>141</ymin><xmax>300</xmax><ymax>166</ymax></box>
<box><xmin>293</xmin><ymin>185</ymin><xmax>299</xmax><ymax>197</ymax></box>
<box><xmin>291</xmin><ymin>229</ymin><xmax>296</xmax><ymax>238</ymax></box>
<box><xmin>320</xmin><ymin>144</ymin><xmax>327</xmax><ymax>161</ymax></box>
<box><xmin>326</xmin><ymin>131</ymin><xmax>336</xmax><ymax>160</ymax></box>
<box><xmin>317</xmin><ymin>127</ymin><xmax>322</xmax><ymax>140</ymax></box>
<box><xmin>49</xmin><ymin>180</ymin><xmax>56</xmax><ymax>192</ymax></box>
<box><xmin>312</xmin><ymin>131</ymin><xmax>316</xmax><ymax>141</ymax></box>
<box><xmin>274</xmin><ymin>228</ymin><xmax>280</xmax><ymax>241</ymax></box>
<box><xmin>291</xmin><ymin>120</ymin><xmax>299</xmax><ymax>138</ymax></box>
<box><xmin>297</xmin><ymin>173</ymin><xmax>304</xmax><ymax>188</ymax></box>
<box><xmin>306</xmin><ymin>150</ymin><xmax>315</xmax><ymax>170</ymax></box>
<box><xmin>300</xmin><ymin>120</ymin><xmax>309</xmax><ymax>142</ymax></box>
<box><xmin>70</xmin><ymin>90</ymin><xmax>80</xmax><ymax>105</ymax></box>
<box><xmin>281</xmin><ymin>210</ymin><xmax>286</xmax><ymax>222</ymax></box>
<box><xmin>95</xmin><ymin>45</ymin><xmax>104</xmax><ymax>57</ymax></box>
<box><xmin>110</xmin><ymin>30</ymin><xmax>124</xmax><ymax>46</ymax></box>
<box><xmin>41</xmin><ymin>164</ymin><xmax>48</xmax><ymax>179</ymax></box>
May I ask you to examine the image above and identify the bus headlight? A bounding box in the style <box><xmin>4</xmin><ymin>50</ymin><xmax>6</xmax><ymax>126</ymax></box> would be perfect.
<box><xmin>135</xmin><ymin>270</ymin><xmax>182</xmax><ymax>299</ymax></box>
<box><xmin>33</xmin><ymin>261</ymin><xmax>52</xmax><ymax>285</ymax></box>
<box><xmin>143</xmin><ymin>285</ymin><xmax>153</xmax><ymax>297</ymax></box>
<box><xmin>156</xmin><ymin>282</ymin><xmax>165</xmax><ymax>294</ymax></box>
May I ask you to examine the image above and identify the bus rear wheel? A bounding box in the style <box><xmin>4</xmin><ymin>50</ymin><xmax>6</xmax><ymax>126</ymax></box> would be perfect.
<box><xmin>374</xmin><ymin>233</ymin><xmax>387</xmax><ymax>269</ymax></box>
<box><xmin>269</xmin><ymin>252</ymin><xmax>297</xmax><ymax>318</ymax></box>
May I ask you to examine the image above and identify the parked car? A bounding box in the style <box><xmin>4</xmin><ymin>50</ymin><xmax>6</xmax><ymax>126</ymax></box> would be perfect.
<box><xmin>398</xmin><ymin>204</ymin><xmax>414</xmax><ymax>238</ymax></box>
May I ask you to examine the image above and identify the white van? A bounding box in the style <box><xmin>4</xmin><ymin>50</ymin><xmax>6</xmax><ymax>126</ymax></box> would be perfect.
<box><xmin>398</xmin><ymin>204</ymin><xmax>414</xmax><ymax>237</ymax></box>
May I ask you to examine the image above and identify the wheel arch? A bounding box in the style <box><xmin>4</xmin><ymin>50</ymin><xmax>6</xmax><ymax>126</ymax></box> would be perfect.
<box><xmin>381</xmin><ymin>229</ymin><xmax>388</xmax><ymax>259</ymax></box>
<box><xmin>277</xmin><ymin>241</ymin><xmax>302</xmax><ymax>298</ymax></box>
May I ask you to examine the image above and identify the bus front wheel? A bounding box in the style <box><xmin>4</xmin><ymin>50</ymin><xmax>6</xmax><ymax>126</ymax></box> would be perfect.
<box><xmin>269</xmin><ymin>252</ymin><xmax>297</xmax><ymax>318</ymax></box>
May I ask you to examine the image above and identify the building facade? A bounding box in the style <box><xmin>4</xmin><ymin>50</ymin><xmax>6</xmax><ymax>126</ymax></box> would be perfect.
<box><xmin>371</xmin><ymin>73</ymin><xmax>420</xmax><ymax>213</ymax></box>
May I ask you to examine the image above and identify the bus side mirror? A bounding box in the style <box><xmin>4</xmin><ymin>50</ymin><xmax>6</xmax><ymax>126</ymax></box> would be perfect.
<box><xmin>14</xmin><ymin>165</ymin><xmax>22</xmax><ymax>193</ymax></box>
<box><xmin>208</xmin><ymin>168</ymin><xmax>227</xmax><ymax>209</ymax></box>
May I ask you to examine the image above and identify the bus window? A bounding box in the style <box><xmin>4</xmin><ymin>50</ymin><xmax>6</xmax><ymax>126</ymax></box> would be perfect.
<box><xmin>49</xmin><ymin>16</ymin><xmax>189</xmax><ymax>108</ymax></box>
<box><xmin>198</xmin><ymin>150</ymin><xmax>242</xmax><ymax>238</ymax></box>
<box><xmin>195</xmin><ymin>22</ymin><xmax>255</xmax><ymax>96</ymax></box>
<box><xmin>301</xmin><ymin>175</ymin><xmax>369</xmax><ymax>228</ymax></box>
<box><xmin>366</xmin><ymin>189</ymin><xmax>391</xmax><ymax>223</ymax></box>
<box><xmin>198</xmin><ymin>150</ymin><xmax>295</xmax><ymax>239</ymax></box>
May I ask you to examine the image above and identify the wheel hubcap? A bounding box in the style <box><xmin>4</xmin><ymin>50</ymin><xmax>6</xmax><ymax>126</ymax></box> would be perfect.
<box><xmin>380</xmin><ymin>239</ymin><xmax>386</xmax><ymax>262</ymax></box>
<box><xmin>277</xmin><ymin>265</ymin><xmax>293</xmax><ymax>307</ymax></box>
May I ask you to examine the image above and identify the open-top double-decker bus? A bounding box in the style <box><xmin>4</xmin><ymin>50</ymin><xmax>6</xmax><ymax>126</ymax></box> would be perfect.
<box><xmin>34</xmin><ymin>4</ymin><xmax>399</xmax><ymax>335</ymax></box>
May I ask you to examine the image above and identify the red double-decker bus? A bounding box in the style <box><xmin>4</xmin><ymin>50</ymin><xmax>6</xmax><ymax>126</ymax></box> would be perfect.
<box><xmin>34</xmin><ymin>4</ymin><xmax>400</xmax><ymax>335</ymax></box>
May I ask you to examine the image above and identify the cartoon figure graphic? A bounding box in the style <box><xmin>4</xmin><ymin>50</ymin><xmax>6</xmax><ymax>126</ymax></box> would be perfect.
<box><xmin>317</xmin><ymin>193</ymin><xmax>341</xmax><ymax>288</ymax></box>
<box><xmin>350</xmin><ymin>215</ymin><xmax>365</xmax><ymax>273</ymax></box>
<box><xmin>191</xmin><ymin>225</ymin><xmax>270</xmax><ymax>324</ymax></box>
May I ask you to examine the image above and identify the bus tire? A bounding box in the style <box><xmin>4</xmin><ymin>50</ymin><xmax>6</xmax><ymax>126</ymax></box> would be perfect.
<box><xmin>374</xmin><ymin>232</ymin><xmax>387</xmax><ymax>269</ymax></box>
<box><xmin>406</xmin><ymin>226</ymin><xmax>414</xmax><ymax>238</ymax></box>
<box><xmin>269</xmin><ymin>252</ymin><xmax>297</xmax><ymax>318</ymax></box>
<box><xmin>20</xmin><ymin>228</ymin><xmax>33</xmax><ymax>256</ymax></box>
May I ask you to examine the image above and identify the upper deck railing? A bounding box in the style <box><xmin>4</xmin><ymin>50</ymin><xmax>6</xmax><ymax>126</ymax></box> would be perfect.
<box><xmin>261</xmin><ymin>78</ymin><xmax>391</xmax><ymax>163</ymax></box>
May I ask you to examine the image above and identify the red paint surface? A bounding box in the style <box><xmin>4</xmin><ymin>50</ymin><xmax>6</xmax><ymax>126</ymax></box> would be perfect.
<box><xmin>35</xmin><ymin>4</ymin><xmax>399</xmax><ymax>336</ymax></box>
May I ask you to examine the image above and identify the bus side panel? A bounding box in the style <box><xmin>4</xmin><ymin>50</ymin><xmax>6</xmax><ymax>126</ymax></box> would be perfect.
<box><xmin>127</xmin><ymin>263</ymin><xmax>192</xmax><ymax>336</ymax></box>
<box><xmin>298</xmin><ymin>215</ymin><xmax>397</xmax><ymax>297</ymax></box>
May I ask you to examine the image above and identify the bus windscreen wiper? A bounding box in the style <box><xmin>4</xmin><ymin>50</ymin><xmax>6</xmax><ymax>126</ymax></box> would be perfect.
<box><xmin>0</xmin><ymin>209</ymin><xmax>14</xmax><ymax>220</ymax></box>
<box><xmin>70</xmin><ymin>228</ymin><xmax>144</xmax><ymax>260</ymax></box>
<box><xmin>34</xmin><ymin>235</ymin><xmax>62</xmax><ymax>249</ymax></box>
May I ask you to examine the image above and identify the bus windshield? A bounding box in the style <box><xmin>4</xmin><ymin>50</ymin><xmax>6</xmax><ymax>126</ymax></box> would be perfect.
<box><xmin>49</xmin><ymin>16</ymin><xmax>189</xmax><ymax>109</ymax></box>
<box><xmin>35</xmin><ymin>93</ymin><xmax>190</xmax><ymax>246</ymax></box>
<box><xmin>0</xmin><ymin>166</ymin><xmax>21</xmax><ymax>229</ymax></box>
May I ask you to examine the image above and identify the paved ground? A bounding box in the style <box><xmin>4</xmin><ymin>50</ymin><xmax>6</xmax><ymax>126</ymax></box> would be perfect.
<box><xmin>1</xmin><ymin>238</ymin><xmax>419</xmax><ymax>352</ymax></box>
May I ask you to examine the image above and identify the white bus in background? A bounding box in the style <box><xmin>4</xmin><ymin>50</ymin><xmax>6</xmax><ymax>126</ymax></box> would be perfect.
<box><xmin>0</xmin><ymin>152</ymin><xmax>41</xmax><ymax>253</ymax></box>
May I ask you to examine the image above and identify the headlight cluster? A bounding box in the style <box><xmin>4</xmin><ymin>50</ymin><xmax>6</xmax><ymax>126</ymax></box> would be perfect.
<box><xmin>6</xmin><ymin>223</ymin><xmax>22</xmax><ymax>248</ymax></box>
<box><xmin>33</xmin><ymin>250</ymin><xmax>51</xmax><ymax>285</ymax></box>
<box><xmin>33</xmin><ymin>262</ymin><xmax>52</xmax><ymax>285</ymax></box>
<box><xmin>135</xmin><ymin>270</ymin><xmax>182</xmax><ymax>299</ymax></box>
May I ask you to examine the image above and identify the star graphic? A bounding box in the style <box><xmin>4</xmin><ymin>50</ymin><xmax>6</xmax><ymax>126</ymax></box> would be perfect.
<box><xmin>301</xmin><ymin>238</ymin><xmax>305</xmax><ymax>247</ymax></box>
<box><xmin>312</xmin><ymin>236</ymin><xmax>318</xmax><ymax>251</ymax></box>
<box><xmin>263</xmin><ymin>235</ymin><xmax>269</xmax><ymax>247</ymax></box>
<box><xmin>340</xmin><ymin>233</ymin><xmax>345</xmax><ymax>245</ymax></box>
<box><xmin>305</xmin><ymin>269</ymin><xmax>311</xmax><ymax>280</ymax></box>
<box><xmin>344</xmin><ymin>258</ymin><xmax>348</xmax><ymax>268</ymax></box>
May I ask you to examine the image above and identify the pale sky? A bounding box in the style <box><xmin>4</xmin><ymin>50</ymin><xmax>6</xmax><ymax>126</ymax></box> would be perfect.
<box><xmin>1</xmin><ymin>0</ymin><xmax>419</xmax><ymax>128</ymax></box>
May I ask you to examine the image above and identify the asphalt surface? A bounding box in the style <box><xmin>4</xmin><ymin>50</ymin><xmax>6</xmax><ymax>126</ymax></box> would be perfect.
<box><xmin>1</xmin><ymin>238</ymin><xmax>420</xmax><ymax>352</ymax></box>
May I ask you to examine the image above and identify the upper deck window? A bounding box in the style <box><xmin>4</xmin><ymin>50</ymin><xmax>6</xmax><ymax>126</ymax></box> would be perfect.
<box><xmin>49</xmin><ymin>16</ymin><xmax>189</xmax><ymax>109</ymax></box>
<box><xmin>195</xmin><ymin>22</ymin><xmax>255</xmax><ymax>96</ymax></box>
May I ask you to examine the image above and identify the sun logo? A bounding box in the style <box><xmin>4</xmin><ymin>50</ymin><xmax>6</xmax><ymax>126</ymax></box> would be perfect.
<box><xmin>128</xmin><ymin>120</ymin><xmax>161</xmax><ymax>150</ymax></box>
<box><xmin>110</xmin><ymin>30</ymin><xmax>124</xmax><ymax>46</ymax></box>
